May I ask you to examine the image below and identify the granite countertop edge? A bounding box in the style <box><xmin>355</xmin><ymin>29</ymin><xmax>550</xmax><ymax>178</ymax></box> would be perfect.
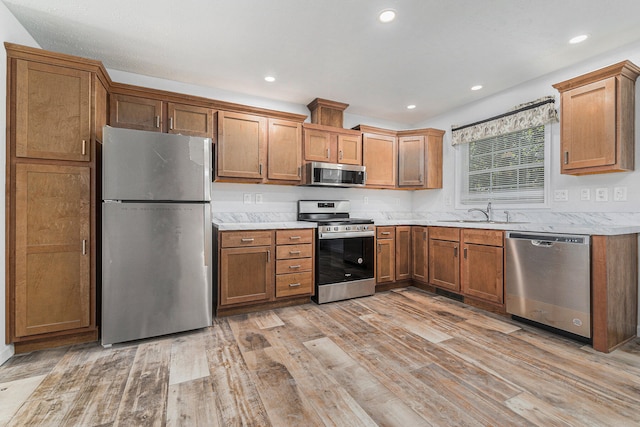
<box><xmin>213</xmin><ymin>219</ymin><xmax>640</xmax><ymax>235</ymax></box>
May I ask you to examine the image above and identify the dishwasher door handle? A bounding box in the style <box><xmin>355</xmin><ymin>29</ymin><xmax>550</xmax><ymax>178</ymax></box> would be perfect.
<box><xmin>531</xmin><ymin>240</ymin><xmax>554</xmax><ymax>247</ymax></box>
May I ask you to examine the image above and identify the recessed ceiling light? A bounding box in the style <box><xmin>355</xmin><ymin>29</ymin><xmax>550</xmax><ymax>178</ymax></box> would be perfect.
<box><xmin>378</xmin><ymin>9</ymin><xmax>396</xmax><ymax>23</ymax></box>
<box><xmin>264</xmin><ymin>76</ymin><xmax>276</xmax><ymax>82</ymax></box>
<box><xmin>471</xmin><ymin>85</ymin><xmax>483</xmax><ymax>91</ymax></box>
<box><xmin>406</xmin><ymin>104</ymin><xmax>416</xmax><ymax>110</ymax></box>
<box><xmin>569</xmin><ymin>34</ymin><xmax>589</xmax><ymax>44</ymax></box>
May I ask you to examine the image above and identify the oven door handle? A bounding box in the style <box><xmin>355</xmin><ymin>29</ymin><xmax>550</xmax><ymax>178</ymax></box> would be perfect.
<box><xmin>318</xmin><ymin>231</ymin><xmax>375</xmax><ymax>240</ymax></box>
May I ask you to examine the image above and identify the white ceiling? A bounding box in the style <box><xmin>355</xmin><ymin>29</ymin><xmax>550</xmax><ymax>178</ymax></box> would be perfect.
<box><xmin>5</xmin><ymin>0</ymin><xmax>640</xmax><ymax>125</ymax></box>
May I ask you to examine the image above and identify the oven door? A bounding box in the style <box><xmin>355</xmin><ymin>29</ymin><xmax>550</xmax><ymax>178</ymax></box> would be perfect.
<box><xmin>316</xmin><ymin>235</ymin><xmax>374</xmax><ymax>285</ymax></box>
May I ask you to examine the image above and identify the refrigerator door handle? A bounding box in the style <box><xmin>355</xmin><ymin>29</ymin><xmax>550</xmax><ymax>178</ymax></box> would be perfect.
<box><xmin>204</xmin><ymin>207</ymin><xmax>211</xmax><ymax>267</ymax></box>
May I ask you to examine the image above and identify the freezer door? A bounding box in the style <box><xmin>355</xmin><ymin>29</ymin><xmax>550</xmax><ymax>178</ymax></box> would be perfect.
<box><xmin>103</xmin><ymin>126</ymin><xmax>211</xmax><ymax>201</ymax></box>
<box><xmin>102</xmin><ymin>202</ymin><xmax>212</xmax><ymax>345</ymax></box>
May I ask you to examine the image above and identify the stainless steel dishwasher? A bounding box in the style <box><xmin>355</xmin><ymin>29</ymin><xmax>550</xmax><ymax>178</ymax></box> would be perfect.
<box><xmin>505</xmin><ymin>231</ymin><xmax>591</xmax><ymax>338</ymax></box>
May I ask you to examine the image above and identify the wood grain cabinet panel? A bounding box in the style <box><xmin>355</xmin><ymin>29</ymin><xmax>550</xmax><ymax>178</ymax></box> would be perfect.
<box><xmin>395</xmin><ymin>226</ymin><xmax>411</xmax><ymax>281</ymax></box>
<box><xmin>398</xmin><ymin>135</ymin><xmax>425</xmax><ymax>187</ymax></box>
<box><xmin>275</xmin><ymin>272</ymin><xmax>313</xmax><ymax>298</ymax></box>
<box><xmin>411</xmin><ymin>226</ymin><xmax>428</xmax><ymax>283</ymax></box>
<box><xmin>14</xmin><ymin>163</ymin><xmax>91</xmax><ymax>337</ymax></box>
<box><xmin>337</xmin><ymin>134</ymin><xmax>362</xmax><ymax>165</ymax></box>
<box><xmin>167</xmin><ymin>102</ymin><xmax>214</xmax><ymax>138</ymax></box>
<box><xmin>220</xmin><ymin>246</ymin><xmax>273</xmax><ymax>306</ymax></box>
<box><xmin>217</xmin><ymin>111</ymin><xmax>267</xmax><ymax>180</ymax></box>
<box><xmin>110</xmin><ymin>93</ymin><xmax>163</xmax><ymax>132</ymax></box>
<box><xmin>362</xmin><ymin>132</ymin><xmax>397</xmax><ymax>188</ymax></box>
<box><xmin>376</xmin><ymin>238</ymin><xmax>395</xmax><ymax>284</ymax></box>
<box><xmin>553</xmin><ymin>60</ymin><xmax>640</xmax><ymax>175</ymax></box>
<box><xmin>15</xmin><ymin>60</ymin><xmax>91</xmax><ymax>161</ymax></box>
<box><xmin>461</xmin><ymin>243</ymin><xmax>504</xmax><ymax>304</ymax></box>
<box><xmin>429</xmin><ymin>238</ymin><xmax>460</xmax><ymax>292</ymax></box>
<box><xmin>268</xmin><ymin>119</ymin><xmax>302</xmax><ymax>182</ymax></box>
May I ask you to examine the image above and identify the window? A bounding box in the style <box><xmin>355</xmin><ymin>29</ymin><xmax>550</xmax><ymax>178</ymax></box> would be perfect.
<box><xmin>458</xmin><ymin>125</ymin><xmax>547</xmax><ymax>205</ymax></box>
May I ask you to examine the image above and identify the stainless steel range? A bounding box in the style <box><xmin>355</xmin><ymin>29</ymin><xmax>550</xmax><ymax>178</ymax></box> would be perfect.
<box><xmin>298</xmin><ymin>200</ymin><xmax>375</xmax><ymax>304</ymax></box>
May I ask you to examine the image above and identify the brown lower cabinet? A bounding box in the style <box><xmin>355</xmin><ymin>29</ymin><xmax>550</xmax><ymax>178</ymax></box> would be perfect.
<box><xmin>411</xmin><ymin>226</ymin><xmax>428</xmax><ymax>283</ymax></box>
<box><xmin>428</xmin><ymin>227</ymin><xmax>505</xmax><ymax>306</ymax></box>
<box><xmin>216</xmin><ymin>229</ymin><xmax>314</xmax><ymax>314</ymax></box>
<box><xmin>376</xmin><ymin>226</ymin><xmax>411</xmax><ymax>286</ymax></box>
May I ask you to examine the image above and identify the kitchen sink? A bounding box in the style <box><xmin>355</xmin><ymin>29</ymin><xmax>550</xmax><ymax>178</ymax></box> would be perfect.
<box><xmin>436</xmin><ymin>219</ymin><xmax>529</xmax><ymax>225</ymax></box>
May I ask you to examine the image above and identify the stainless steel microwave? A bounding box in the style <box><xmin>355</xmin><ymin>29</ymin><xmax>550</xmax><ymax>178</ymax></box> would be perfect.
<box><xmin>305</xmin><ymin>162</ymin><xmax>366</xmax><ymax>187</ymax></box>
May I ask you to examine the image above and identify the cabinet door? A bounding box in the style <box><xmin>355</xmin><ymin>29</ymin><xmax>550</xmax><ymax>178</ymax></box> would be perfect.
<box><xmin>15</xmin><ymin>163</ymin><xmax>91</xmax><ymax>337</ymax></box>
<box><xmin>268</xmin><ymin>119</ymin><xmax>302</xmax><ymax>182</ymax></box>
<box><xmin>429</xmin><ymin>239</ymin><xmax>460</xmax><ymax>292</ymax></box>
<box><xmin>411</xmin><ymin>226</ymin><xmax>428</xmax><ymax>283</ymax></box>
<box><xmin>398</xmin><ymin>135</ymin><xmax>425</xmax><ymax>187</ymax></box>
<box><xmin>304</xmin><ymin>128</ymin><xmax>334</xmax><ymax>162</ymax></box>
<box><xmin>461</xmin><ymin>243</ymin><xmax>504</xmax><ymax>304</ymax></box>
<box><xmin>110</xmin><ymin>94</ymin><xmax>163</xmax><ymax>132</ymax></box>
<box><xmin>562</xmin><ymin>78</ymin><xmax>616</xmax><ymax>171</ymax></box>
<box><xmin>363</xmin><ymin>133</ymin><xmax>397</xmax><ymax>187</ymax></box>
<box><xmin>15</xmin><ymin>60</ymin><xmax>91</xmax><ymax>161</ymax></box>
<box><xmin>337</xmin><ymin>134</ymin><xmax>362</xmax><ymax>165</ymax></box>
<box><xmin>167</xmin><ymin>102</ymin><xmax>214</xmax><ymax>138</ymax></box>
<box><xmin>217</xmin><ymin>111</ymin><xmax>267</xmax><ymax>179</ymax></box>
<box><xmin>220</xmin><ymin>246</ymin><xmax>273</xmax><ymax>305</ymax></box>
<box><xmin>395</xmin><ymin>226</ymin><xmax>412</xmax><ymax>281</ymax></box>
<box><xmin>376</xmin><ymin>239</ymin><xmax>395</xmax><ymax>284</ymax></box>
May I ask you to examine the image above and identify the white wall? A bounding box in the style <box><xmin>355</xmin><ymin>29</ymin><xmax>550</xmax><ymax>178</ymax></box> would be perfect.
<box><xmin>412</xmin><ymin>38</ymin><xmax>640</xmax><ymax>218</ymax></box>
<box><xmin>1</xmin><ymin>3</ymin><xmax>40</xmax><ymax>365</ymax></box>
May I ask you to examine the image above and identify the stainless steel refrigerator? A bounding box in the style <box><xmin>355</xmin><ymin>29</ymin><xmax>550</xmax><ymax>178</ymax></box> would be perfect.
<box><xmin>101</xmin><ymin>126</ymin><xmax>212</xmax><ymax>346</ymax></box>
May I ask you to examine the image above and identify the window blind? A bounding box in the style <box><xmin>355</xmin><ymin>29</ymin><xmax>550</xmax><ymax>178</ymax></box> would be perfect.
<box><xmin>460</xmin><ymin>125</ymin><xmax>545</xmax><ymax>204</ymax></box>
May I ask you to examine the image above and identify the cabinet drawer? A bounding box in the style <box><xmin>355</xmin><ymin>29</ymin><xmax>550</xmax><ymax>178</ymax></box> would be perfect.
<box><xmin>463</xmin><ymin>229</ymin><xmax>503</xmax><ymax>247</ymax></box>
<box><xmin>221</xmin><ymin>231</ymin><xmax>272</xmax><ymax>248</ymax></box>
<box><xmin>276</xmin><ymin>258</ymin><xmax>313</xmax><ymax>274</ymax></box>
<box><xmin>377</xmin><ymin>226</ymin><xmax>395</xmax><ymax>239</ymax></box>
<box><xmin>429</xmin><ymin>227</ymin><xmax>460</xmax><ymax>242</ymax></box>
<box><xmin>276</xmin><ymin>244</ymin><xmax>312</xmax><ymax>259</ymax></box>
<box><xmin>276</xmin><ymin>229</ymin><xmax>313</xmax><ymax>245</ymax></box>
<box><xmin>276</xmin><ymin>272</ymin><xmax>313</xmax><ymax>298</ymax></box>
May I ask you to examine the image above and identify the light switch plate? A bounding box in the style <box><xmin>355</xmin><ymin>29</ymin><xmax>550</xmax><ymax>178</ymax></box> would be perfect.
<box><xmin>255</xmin><ymin>193</ymin><xmax>263</xmax><ymax>204</ymax></box>
<box><xmin>580</xmin><ymin>188</ymin><xmax>591</xmax><ymax>201</ymax></box>
<box><xmin>364</xmin><ymin>196</ymin><xmax>369</xmax><ymax>205</ymax></box>
<box><xmin>554</xmin><ymin>189</ymin><xmax>569</xmax><ymax>202</ymax></box>
<box><xmin>243</xmin><ymin>193</ymin><xmax>252</xmax><ymax>204</ymax></box>
<box><xmin>613</xmin><ymin>187</ymin><xmax>627</xmax><ymax>201</ymax></box>
<box><xmin>595</xmin><ymin>188</ymin><xmax>608</xmax><ymax>202</ymax></box>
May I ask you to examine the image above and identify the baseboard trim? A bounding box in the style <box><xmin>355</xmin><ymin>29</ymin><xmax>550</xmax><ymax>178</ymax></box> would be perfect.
<box><xmin>0</xmin><ymin>344</ymin><xmax>15</xmax><ymax>366</ymax></box>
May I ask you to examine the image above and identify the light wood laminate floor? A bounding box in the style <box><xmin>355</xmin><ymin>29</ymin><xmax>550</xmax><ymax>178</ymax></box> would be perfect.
<box><xmin>1</xmin><ymin>287</ymin><xmax>639</xmax><ymax>426</ymax></box>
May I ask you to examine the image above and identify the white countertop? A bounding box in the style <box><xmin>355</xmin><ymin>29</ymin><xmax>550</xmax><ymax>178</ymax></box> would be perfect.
<box><xmin>213</xmin><ymin>219</ymin><xmax>640</xmax><ymax>235</ymax></box>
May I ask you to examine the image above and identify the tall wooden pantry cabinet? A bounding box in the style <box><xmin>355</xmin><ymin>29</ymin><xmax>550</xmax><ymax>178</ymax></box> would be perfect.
<box><xmin>5</xmin><ymin>43</ymin><xmax>109</xmax><ymax>352</ymax></box>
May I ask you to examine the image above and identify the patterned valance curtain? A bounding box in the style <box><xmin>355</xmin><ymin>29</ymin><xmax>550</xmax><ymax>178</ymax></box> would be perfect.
<box><xmin>451</xmin><ymin>96</ymin><xmax>558</xmax><ymax>145</ymax></box>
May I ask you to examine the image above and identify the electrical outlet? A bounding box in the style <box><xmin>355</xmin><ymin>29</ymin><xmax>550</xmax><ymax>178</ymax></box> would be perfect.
<box><xmin>580</xmin><ymin>188</ymin><xmax>591</xmax><ymax>201</ymax></box>
<box><xmin>614</xmin><ymin>187</ymin><xmax>627</xmax><ymax>201</ymax></box>
<box><xmin>243</xmin><ymin>193</ymin><xmax>252</xmax><ymax>204</ymax></box>
<box><xmin>444</xmin><ymin>196</ymin><xmax>452</xmax><ymax>206</ymax></box>
<box><xmin>364</xmin><ymin>196</ymin><xmax>369</xmax><ymax>205</ymax></box>
<box><xmin>255</xmin><ymin>193</ymin><xmax>263</xmax><ymax>204</ymax></box>
<box><xmin>595</xmin><ymin>188</ymin><xmax>608</xmax><ymax>202</ymax></box>
<box><xmin>553</xmin><ymin>189</ymin><xmax>569</xmax><ymax>202</ymax></box>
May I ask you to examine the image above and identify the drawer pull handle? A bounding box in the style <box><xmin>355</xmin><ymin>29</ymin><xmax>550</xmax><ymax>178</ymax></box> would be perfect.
<box><xmin>289</xmin><ymin>250</ymin><xmax>301</xmax><ymax>255</ymax></box>
<box><xmin>289</xmin><ymin>236</ymin><xmax>301</xmax><ymax>240</ymax></box>
<box><xmin>289</xmin><ymin>283</ymin><xmax>301</xmax><ymax>288</ymax></box>
<box><xmin>381</xmin><ymin>232</ymin><xmax>391</xmax><ymax>235</ymax></box>
<box><xmin>241</xmin><ymin>238</ymin><xmax>255</xmax><ymax>242</ymax></box>
<box><xmin>289</xmin><ymin>265</ymin><xmax>301</xmax><ymax>269</ymax></box>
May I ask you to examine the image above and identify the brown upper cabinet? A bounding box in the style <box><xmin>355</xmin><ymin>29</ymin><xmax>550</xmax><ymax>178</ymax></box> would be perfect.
<box><xmin>15</xmin><ymin>60</ymin><xmax>92</xmax><ymax>162</ymax></box>
<box><xmin>217</xmin><ymin>112</ymin><xmax>305</xmax><ymax>184</ymax></box>
<box><xmin>217</xmin><ymin>111</ymin><xmax>267</xmax><ymax>181</ymax></box>
<box><xmin>110</xmin><ymin>93</ymin><xmax>215</xmax><ymax>138</ymax></box>
<box><xmin>303</xmin><ymin>123</ymin><xmax>362</xmax><ymax>165</ymax></box>
<box><xmin>356</xmin><ymin>125</ymin><xmax>397</xmax><ymax>188</ymax></box>
<box><xmin>553</xmin><ymin>60</ymin><xmax>640</xmax><ymax>175</ymax></box>
<box><xmin>268</xmin><ymin>119</ymin><xmax>303</xmax><ymax>182</ymax></box>
<box><xmin>397</xmin><ymin>129</ymin><xmax>444</xmax><ymax>189</ymax></box>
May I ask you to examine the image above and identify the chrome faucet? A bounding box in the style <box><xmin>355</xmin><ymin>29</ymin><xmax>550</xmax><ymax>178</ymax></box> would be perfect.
<box><xmin>468</xmin><ymin>202</ymin><xmax>492</xmax><ymax>221</ymax></box>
